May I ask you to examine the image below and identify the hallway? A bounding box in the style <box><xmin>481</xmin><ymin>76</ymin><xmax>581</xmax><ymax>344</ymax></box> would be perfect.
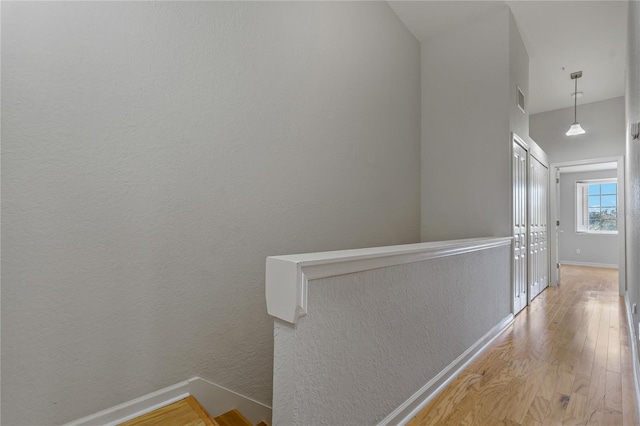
<box><xmin>409</xmin><ymin>265</ymin><xmax>638</xmax><ymax>425</ymax></box>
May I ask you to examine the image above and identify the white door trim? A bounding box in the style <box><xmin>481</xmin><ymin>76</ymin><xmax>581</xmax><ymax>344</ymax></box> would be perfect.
<box><xmin>549</xmin><ymin>156</ymin><xmax>625</xmax><ymax>295</ymax></box>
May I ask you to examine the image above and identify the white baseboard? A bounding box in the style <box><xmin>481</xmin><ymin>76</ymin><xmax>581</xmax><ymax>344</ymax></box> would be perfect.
<box><xmin>64</xmin><ymin>377</ymin><xmax>272</xmax><ymax>426</ymax></box>
<box><xmin>377</xmin><ymin>314</ymin><xmax>515</xmax><ymax>426</ymax></box>
<box><xmin>65</xmin><ymin>381</ymin><xmax>191</xmax><ymax>426</ymax></box>
<box><xmin>559</xmin><ymin>260</ymin><xmax>618</xmax><ymax>269</ymax></box>
<box><xmin>624</xmin><ymin>296</ymin><xmax>640</xmax><ymax>423</ymax></box>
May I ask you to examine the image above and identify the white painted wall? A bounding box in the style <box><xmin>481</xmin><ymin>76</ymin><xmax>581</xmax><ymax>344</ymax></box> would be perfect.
<box><xmin>530</xmin><ymin>97</ymin><xmax>626</xmax><ymax>164</ymax></box>
<box><xmin>558</xmin><ymin>170</ymin><xmax>619</xmax><ymax>267</ymax></box>
<box><xmin>625</xmin><ymin>0</ymin><xmax>640</xmax><ymax>357</ymax></box>
<box><xmin>421</xmin><ymin>7</ymin><xmax>529</xmax><ymax>241</ymax></box>
<box><xmin>1</xmin><ymin>2</ymin><xmax>421</xmax><ymax>424</ymax></box>
<box><xmin>272</xmin><ymin>244</ymin><xmax>511</xmax><ymax>425</ymax></box>
<box><xmin>510</xmin><ymin>11</ymin><xmax>530</xmax><ymax>140</ymax></box>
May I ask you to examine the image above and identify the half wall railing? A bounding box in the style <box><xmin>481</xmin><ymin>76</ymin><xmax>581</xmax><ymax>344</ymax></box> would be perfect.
<box><xmin>266</xmin><ymin>237</ymin><xmax>513</xmax><ymax>425</ymax></box>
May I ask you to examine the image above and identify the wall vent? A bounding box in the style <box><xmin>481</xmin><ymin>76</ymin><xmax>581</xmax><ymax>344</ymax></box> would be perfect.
<box><xmin>631</xmin><ymin>122</ymin><xmax>639</xmax><ymax>140</ymax></box>
<box><xmin>517</xmin><ymin>87</ymin><xmax>525</xmax><ymax>113</ymax></box>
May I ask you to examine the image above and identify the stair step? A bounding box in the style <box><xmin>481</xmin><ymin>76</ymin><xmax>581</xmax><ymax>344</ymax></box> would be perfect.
<box><xmin>117</xmin><ymin>395</ymin><xmax>266</xmax><ymax>426</ymax></box>
<box><xmin>119</xmin><ymin>395</ymin><xmax>219</xmax><ymax>426</ymax></box>
<box><xmin>214</xmin><ymin>408</ymin><xmax>253</xmax><ymax>426</ymax></box>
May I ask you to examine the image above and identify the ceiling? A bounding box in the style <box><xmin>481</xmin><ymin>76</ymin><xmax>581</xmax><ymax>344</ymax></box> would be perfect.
<box><xmin>558</xmin><ymin>161</ymin><xmax>617</xmax><ymax>174</ymax></box>
<box><xmin>388</xmin><ymin>1</ymin><xmax>628</xmax><ymax>115</ymax></box>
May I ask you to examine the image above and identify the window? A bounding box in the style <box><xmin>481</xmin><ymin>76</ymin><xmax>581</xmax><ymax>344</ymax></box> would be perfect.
<box><xmin>576</xmin><ymin>180</ymin><xmax>618</xmax><ymax>233</ymax></box>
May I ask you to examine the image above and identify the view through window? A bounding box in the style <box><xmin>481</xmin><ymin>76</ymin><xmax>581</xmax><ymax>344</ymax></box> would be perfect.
<box><xmin>576</xmin><ymin>180</ymin><xmax>618</xmax><ymax>233</ymax></box>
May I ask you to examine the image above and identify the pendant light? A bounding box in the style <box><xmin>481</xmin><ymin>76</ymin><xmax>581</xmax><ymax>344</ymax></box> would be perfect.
<box><xmin>566</xmin><ymin>71</ymin><xmax>586</xmax><ymax>136</ymax></box>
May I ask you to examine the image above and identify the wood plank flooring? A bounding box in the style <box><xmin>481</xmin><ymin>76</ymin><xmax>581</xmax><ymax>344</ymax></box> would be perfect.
<box><xmin>409</xmin><ymin>265</ymin><xmax>639</xmax><ymax>426</ymax></box>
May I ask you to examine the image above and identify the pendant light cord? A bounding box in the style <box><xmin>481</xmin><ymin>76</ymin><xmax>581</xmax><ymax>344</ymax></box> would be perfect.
<box><xmin>574</xmin><ymin>77</ymin><xmax>578</xmax><ymax>123</ymax></box>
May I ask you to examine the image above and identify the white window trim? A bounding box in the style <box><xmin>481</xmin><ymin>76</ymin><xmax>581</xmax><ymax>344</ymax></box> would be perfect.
<box><xmin>576</xmin><ymin>178</ymin><xmax>618</xmax><ymax>235</ymax></box>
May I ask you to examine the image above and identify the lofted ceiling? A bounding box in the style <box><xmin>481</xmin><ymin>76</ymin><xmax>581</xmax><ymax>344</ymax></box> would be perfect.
<box><xmin>388</xmin><ymin>0</ymin><xmax>628</xmax><ymax>115</ymax></box>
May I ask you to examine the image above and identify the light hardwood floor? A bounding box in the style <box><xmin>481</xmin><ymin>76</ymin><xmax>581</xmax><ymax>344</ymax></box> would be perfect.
<box><xmin>409</xmin><ymin>265</ymin><xmax>639</xmax><ymax>426</ymax></box>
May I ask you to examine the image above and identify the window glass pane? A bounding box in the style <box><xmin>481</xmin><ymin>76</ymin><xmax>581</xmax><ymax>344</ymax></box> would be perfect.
<box><xmin>601</xmin><ymin>183</ymin><xmax>617</xmax><ymax>195</ymax></box>
<box><xmin>577</xmin><ymin>180</ymin><xmax>618</xmax><ymax>234</ymax></box>
<box><xmin>589</xmin><ymin>210</ymin><xmax>602</xmax><ymax>231</ymax></box>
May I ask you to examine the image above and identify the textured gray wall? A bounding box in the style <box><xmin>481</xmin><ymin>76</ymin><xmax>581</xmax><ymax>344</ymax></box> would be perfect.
<box><xmin>509</xmin><ymin>10</ymin><xmax>530</xmax><ymax>140</ymax></box>
<box><xmin>421</xmin><ymin>8</ymin><xmax>509</xmax><ymax>241</ymax></box>
<box><xmin>273</xmin><ymin>246</ymin><xmax>511</xmax><ymax>425</ymax></box>
<box><xmin>558</xmin><ymin>170</ymin><xmax>619</xmax><ymax>266</ymax></box>
<box><xmin>421</xmin><ymin>8</ymin><xmax>528</xmax><ymax>242</ymax></box>
<box><xmin>1</xmin><ymin>2</ymin><xmax>421</xmax><ymax>424</ymax></box>
<box><xmin>625</xmin><ymin>0</ymin><xmax>640</xmax><ymax>358</ymax></box>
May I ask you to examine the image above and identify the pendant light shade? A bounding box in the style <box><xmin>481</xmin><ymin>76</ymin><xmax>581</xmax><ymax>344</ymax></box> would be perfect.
<box><xmin>566</xmin><ymin>71</ymin><xmax>585</xmax><ymax>136</ymax></box>
<box><xmin>566</xmin><ymin>122</ymin><xmax>586</xmax><ymax>136</ymax></box>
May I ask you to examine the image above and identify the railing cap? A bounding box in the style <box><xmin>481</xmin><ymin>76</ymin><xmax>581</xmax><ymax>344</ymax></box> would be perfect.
<box><xmin>266</xmin><ymin>236</ymin><xmax>513</xmax><ymax>323</ymax></box>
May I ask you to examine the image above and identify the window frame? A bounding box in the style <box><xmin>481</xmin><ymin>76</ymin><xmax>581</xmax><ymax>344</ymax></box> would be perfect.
<box><xmin>576</xmin><ymin>178</ymin><xmax>618</xmax><ymax>235</ymax></box>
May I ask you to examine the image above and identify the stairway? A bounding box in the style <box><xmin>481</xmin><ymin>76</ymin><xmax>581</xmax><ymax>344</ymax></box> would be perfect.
<box><xmin>119</xmin><ymin>395</ymin><xmax>269</xmax><ymax>426</ymax></box>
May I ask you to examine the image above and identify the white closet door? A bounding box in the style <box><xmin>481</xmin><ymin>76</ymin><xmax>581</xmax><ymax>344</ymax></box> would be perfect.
<box><xmin>513</xmin><ymin>140</ymin><xmax>528</xmax><ymax>315</ymax></box>
<box><xmin>529</xmin><ymin>155</ymin><xmax>549</xmax><ymax>301</ymax></box>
